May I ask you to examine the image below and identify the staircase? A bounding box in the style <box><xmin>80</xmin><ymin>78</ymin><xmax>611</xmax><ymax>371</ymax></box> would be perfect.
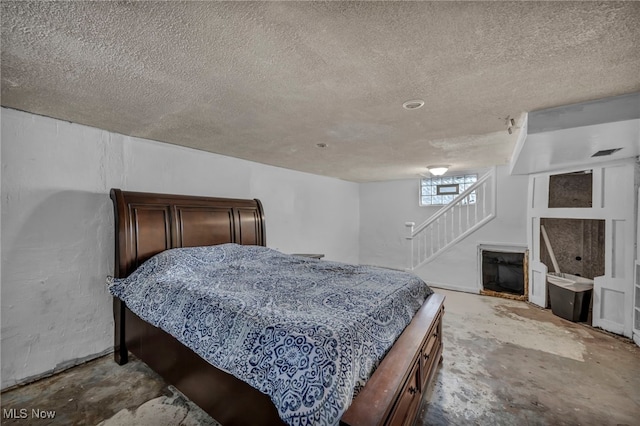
<box><xmin>406</xmin><ymin>167</ymin><xmax>497</xmax><ymax>270</ymax></box>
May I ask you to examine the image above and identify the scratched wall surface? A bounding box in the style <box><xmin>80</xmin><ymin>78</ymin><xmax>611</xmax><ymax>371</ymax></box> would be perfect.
<box><xmin>1</xmin><ymin>109</ymin><xmax>121</xmax><ymax>390</ymax></box>
<box><xmin>0</xmin><ymin>108</ymin><xmax>360</xmax><ymax>389</ymax></box>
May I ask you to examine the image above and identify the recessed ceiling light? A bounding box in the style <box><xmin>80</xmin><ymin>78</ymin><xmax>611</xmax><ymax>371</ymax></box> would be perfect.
<box><xmin>403</xmin><ymin>100</ymin><xmax>425</xmax><ymax>110</ymax></box>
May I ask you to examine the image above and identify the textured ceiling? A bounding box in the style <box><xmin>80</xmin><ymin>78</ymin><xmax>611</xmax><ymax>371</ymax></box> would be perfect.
<box><xmin>2</xmin><ymin>1</ymin><xmax>639</xmax><ymax>182</ymax></box>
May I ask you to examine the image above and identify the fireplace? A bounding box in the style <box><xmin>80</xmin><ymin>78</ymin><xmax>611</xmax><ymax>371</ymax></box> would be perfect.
<box><xmin>478</xmin><ymin>244</ymin><xmax>527</xmax><ymax>300</ymax></box>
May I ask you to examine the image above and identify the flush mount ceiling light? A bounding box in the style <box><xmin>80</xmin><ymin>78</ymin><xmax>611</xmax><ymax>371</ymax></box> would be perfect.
<box><xmin>402</xmin><ymin>99</ymin><xmax>425</xmax><ymax>110</ymax></box>
<box><xmin>426</xmin><ymin>165</ymin><xmax>449</xmax><ymax>176</ymax></box>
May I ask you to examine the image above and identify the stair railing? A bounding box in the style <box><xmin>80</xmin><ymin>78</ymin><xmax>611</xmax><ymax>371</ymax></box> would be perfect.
<box><xmin>406</xmin><ymin>167</ymin><xmax>496</xmax><ymax>270</ymax></box>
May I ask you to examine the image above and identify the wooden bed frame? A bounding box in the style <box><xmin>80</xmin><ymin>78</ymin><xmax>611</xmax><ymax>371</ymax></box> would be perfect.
<box><xmin>110</xmin><ymin>188</ymin><xmax>444</xmax><ymax>426</ymax></box>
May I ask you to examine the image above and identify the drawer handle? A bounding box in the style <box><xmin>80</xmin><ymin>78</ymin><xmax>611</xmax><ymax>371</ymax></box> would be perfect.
<box><xmin>408</xmin><ymin>386</ymin><xmax>418</xmax><ymax>395</ymax></box>
<box><xmin>423</xmin><ymin>353</ymin><xmax>430</xmax><ymax>360</ymax></box>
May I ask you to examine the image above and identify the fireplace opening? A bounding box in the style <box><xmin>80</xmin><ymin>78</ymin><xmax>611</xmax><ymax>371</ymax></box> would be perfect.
<box><xmin>481</xmin><ymin>250</ymin><xmax>525</xmax><ymax>297</ymax></box>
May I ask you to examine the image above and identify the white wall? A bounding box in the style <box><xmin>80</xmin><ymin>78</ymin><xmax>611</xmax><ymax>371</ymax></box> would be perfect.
<box><xmin>359</xmin><ymin>178</ymin><xmax>430</xmax><ymax>270</ymax></box>
<box><xmin>527</xmin><ymin>159</ymin><xmax>638</xmax><ymax>337</ymax></box>
<box><xmin>359</xmin><ymin>166</ymin><xmax>529</xmax><ymax>292</ymax></box>
<box><xmin>1</xmin><ymin>108</ymin><xmax>359</xmax><ymax>389</ymax></box>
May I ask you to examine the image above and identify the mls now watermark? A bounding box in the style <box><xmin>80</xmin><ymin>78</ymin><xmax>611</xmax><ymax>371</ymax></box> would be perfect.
<box><xmin>3</xmin><ymin>408</ymin><xmax>56</xmax><ymax>420</ymax></box>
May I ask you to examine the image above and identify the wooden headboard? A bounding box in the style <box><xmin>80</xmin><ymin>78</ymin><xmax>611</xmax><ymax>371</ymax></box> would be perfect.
<box><xmin>110</xmin><ymin>189</ymin><xmax>266</xmax><ymax>278</ymax></box>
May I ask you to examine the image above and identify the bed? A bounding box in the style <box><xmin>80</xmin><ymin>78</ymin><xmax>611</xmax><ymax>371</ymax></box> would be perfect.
<box><xmin>108</xmin><ymin>188</ymin><xmax>444</xmax><ymax>426</ymax></box>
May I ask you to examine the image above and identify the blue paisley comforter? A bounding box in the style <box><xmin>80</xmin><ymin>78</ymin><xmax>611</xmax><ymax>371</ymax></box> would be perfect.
<box><xmin>107</xmin><ymin>243</ymin><xmax>432</xmax><ymax>426</ymax></box>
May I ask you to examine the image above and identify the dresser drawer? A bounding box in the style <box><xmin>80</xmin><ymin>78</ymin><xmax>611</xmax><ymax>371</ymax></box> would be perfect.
<box><xmin>340</xmin><ymin>294</ymin><xmax>445</xmax><ymax>426</ymax></box>
<box><xmin>420</xmin><ymin>310</ymin><xmax>442</xmax><ymax>387</ymax></box>
<box><xmin>387</xmin><ymin>360</ymin><xmax>421</xmax><ymax>426</ymax></box>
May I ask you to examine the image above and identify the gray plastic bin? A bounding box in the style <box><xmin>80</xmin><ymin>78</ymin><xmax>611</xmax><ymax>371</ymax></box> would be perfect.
<box><xmin>547</xmin><ymin>273</ymin><xmax>593</xmax><ymax>322</ymax></box>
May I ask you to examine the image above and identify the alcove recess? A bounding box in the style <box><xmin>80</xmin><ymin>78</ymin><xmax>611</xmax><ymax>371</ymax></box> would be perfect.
<box><xmin>540</xmin><ymin>218</ymin><xmax>605</xmax><ymax>281</ymax></box>
<box><xmin>540</xmin><ymin>169</ymin><xmax>605</xmax><ymax>316</ymax></box>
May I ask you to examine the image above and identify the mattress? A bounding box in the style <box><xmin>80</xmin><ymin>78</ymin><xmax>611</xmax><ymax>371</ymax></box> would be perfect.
<box><xmin>108</xmin><ymin>243</ymin><xmax>432</xmax><ymax>425</ymax></box>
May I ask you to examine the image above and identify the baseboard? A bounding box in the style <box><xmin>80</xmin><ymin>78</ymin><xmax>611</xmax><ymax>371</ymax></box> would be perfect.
<box><xmin>428</xmin><ymin>281</ymin><xmax>480</xmax><ymax>294</ymax></box>
<box><xmin>1</xmin><ymin>347</ymin><xmax>114</xmax><ymax>392</ymax></box>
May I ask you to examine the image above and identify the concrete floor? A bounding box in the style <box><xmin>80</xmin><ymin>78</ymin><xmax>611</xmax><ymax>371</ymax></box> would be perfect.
<box><xmin>2</xmin><ymin>289</ymin><xmax>639</xmax><ymax>425</ymax></box>
<box><xmin>418</xmin><ymin>290</ymin><xmax>639</xmax><ymax>426</ymax></box>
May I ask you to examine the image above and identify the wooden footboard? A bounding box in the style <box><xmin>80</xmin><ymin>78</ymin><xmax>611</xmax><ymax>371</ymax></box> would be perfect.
<box><xmin>341</xmin><ymin>293</ymin><xmax>444</xmax><ymax>426</ymax></box>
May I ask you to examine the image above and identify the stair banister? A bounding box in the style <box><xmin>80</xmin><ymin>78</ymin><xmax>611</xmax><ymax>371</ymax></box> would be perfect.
<box><xmin>407</xmin><ymin>167</ymin><xmax>496</xmax><ymax>270</ymax></box>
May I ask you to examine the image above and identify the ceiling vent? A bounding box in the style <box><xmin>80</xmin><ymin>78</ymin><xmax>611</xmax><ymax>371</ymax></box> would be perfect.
<box><xmin>591</xmin><ymin>148</ymin><xmax>622</xmax><ymax>157</ymax></box>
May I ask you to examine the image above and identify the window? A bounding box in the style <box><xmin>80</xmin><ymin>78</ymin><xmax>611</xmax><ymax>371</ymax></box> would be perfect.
<box><xmin>420</xmin><ymin>174</ymin><xmax>477</xmax><ymax>206</ymax></box>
